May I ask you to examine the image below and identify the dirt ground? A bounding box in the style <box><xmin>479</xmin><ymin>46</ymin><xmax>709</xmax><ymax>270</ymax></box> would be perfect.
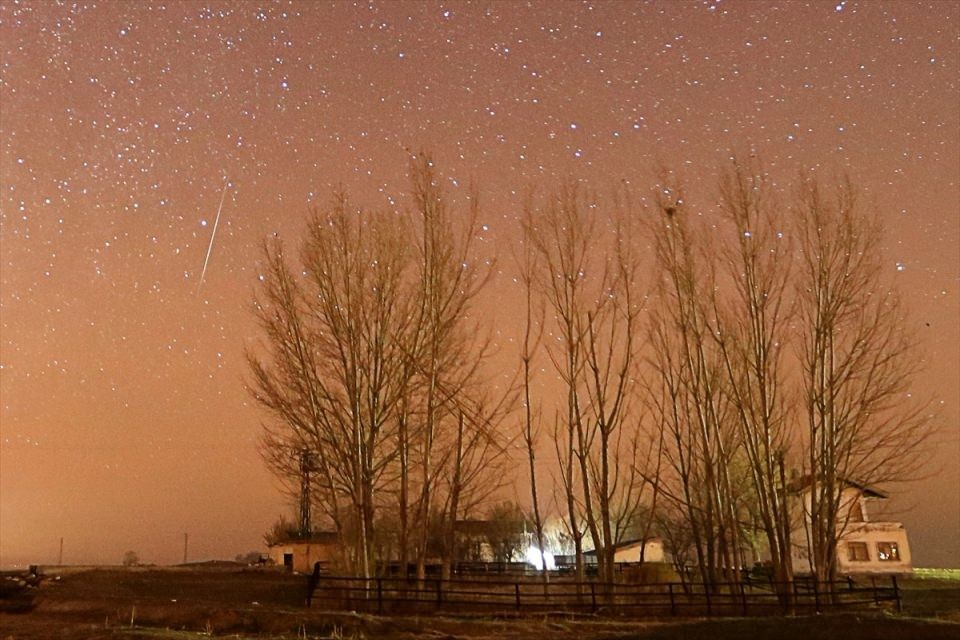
<box><xmin>1</xmin><ymin>565</ymin><xmax>958</xmax><ymax>639</ymax></box>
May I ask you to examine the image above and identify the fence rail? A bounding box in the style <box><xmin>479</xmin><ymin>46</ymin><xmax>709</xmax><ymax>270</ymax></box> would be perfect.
<box><xmin>307</xmin><ymin>572</ymin><xmax>901</xmax><ymax>617</ymax></box>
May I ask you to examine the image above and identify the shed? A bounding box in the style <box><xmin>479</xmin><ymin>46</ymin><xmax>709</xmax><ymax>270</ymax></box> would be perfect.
<box><xmin>267</xmin><ymin>532</ymin><xmax>339</xmax><ymax>573</ymax></box>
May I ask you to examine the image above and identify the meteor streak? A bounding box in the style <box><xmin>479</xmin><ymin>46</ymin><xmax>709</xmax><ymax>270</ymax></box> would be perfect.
<box><xmin>197</xmin><ymin>179</ymin><xmax>230</xmax><ymax>295</ymax></box>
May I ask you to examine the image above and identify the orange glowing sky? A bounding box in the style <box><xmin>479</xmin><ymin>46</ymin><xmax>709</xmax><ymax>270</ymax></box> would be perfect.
<box><xmin>1</xmin><ymin>1</ymin><xmax>957</xmax><ymax>568</ymax></box>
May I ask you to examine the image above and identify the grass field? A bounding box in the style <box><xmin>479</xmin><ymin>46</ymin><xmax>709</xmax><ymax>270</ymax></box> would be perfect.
<box><xmin>897</xmin><ymin>569</ymin><xmax>960</xmax><ymax>622</ymax></box>
<box><xmin>1</xmin><ymin>565</ymin><xmax>957</xmax><ymax>639</ymax></box>
<box><xmin>913</xmin><ymin>568</ymin><xmax>960</xmax><ymax>582</ymax></box>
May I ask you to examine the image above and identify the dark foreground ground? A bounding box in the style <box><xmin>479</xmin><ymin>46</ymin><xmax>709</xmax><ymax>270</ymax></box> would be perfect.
<box><xmin>1</xmin><ymin>565</ymin><xmax>958</xmax><ymax>639</ymax></box>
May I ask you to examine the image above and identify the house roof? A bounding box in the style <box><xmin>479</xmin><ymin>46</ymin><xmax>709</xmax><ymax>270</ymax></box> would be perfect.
<box><xmin>268</xmin><ymin>531</ymin><xmax>338</xmax><ymax>547</ymax></box>
<box><xmin>787</xmin><ymin>475</ymin><xmax>888</xmax><ymax>499</ymax></box>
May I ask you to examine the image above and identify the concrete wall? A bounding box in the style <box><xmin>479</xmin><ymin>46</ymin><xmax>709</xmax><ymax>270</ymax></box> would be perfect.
<box><xmin>267</xmin><ymin>542</ymin><xmax>337</xmax><ymax>574</ymax></box>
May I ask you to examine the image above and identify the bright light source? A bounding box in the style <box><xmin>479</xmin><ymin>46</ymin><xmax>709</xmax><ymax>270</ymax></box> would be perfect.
<box><xmin>525</xmin><ymin>546</ymin><xmax>556</xmax><ymax>571</ymax></box>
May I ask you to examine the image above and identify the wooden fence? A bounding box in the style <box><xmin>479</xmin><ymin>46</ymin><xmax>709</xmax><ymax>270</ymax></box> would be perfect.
<box><xmin>307</xmin><ymin>573</ymin><xmax>902</xmax><ymax>617</ymax></box>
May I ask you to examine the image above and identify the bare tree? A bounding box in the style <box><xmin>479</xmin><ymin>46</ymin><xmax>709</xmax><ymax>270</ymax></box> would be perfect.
<box><xmin>403</xmin><ymin>154</ymin><xmax>497</xmax><ymax>581</ymax></box>
<box><xmin>713</xmin><ymin>161</ymin><xmax>795</xmax><ymax>597</ymax></box>
<box><xmin>524</xmin><ymin>185</ymin><xmax>590</xmax><ymax>586</ymax></box>
<box><xmin>436</xmin><ymin>393</ymin><xmax>514</xmax><ymax>578</ymax></box>
<box><xmin>794</xmin><ymin>176</ymin><xmax>933</xmax><ymax>585</ymax></box>
<box><xmin>249</xmin><ymin>237</ymin><xmax>348</xmax><ymax>553</ymax></box>
<box><xmin>249</xmin><ymin>155</ymin><xmax>502</xmax><ymax>582</ymax></box>
<box><xmin>248</xmin><ymin>193</ymin><xmax>416</xmax><ymax>579</ymax></box>
<box><xmin>484</xmin><ymin>501</ymin><xmax>530</xmax><ymax>562</ymax></box>
<box><xmin>524</xmin><ymin>183</ymin><xmax>650</xmax><ymax>587</ymax></box>
<box><xmin>647</xmin><ymin>181</ymin><xmax>745</xmax><ymax>588</ymax></box>
<box><xmin>517</xmin><ymin>225</ymin><xmax>550</xmax><ymax>585</ymax></box>
<box><xmin>581</xmin><ymin>213</ymin><xmax>649</xmax><ymax>585</ymax></box>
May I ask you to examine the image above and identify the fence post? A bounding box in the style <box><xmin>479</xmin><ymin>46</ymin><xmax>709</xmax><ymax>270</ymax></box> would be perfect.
<box><xmin>590</xmin><ymin>581</ymin><xmax>597</xmax><ymax>613</ymax></box>
<box><xmin>377</xmin><ymin>578</ymin><xmax>383</xmax><ymax>614</ymax></box>
<box><xmin>791</xmin><ymin>579</ymin><xmax>800</xmax><ymax>615</ymax></box>
<box><xmin>704</xmin><ymin>584</ymin><xmax>712</xmax><ymax>617</ymax></box>
<box><xmin>812</xmin><ymin>578</ymin><xmax>821</xmax><ymax>613</ymax></box>
<box><xmin>306</xmin><ymin>562</ymin><xmax>322</xmax><ymax>608</ymax></box>
<box><xmin>871</xmin><ymin>576</ymin><xmax>879</xmax><ymax>606</ymax></box>
<box><xmin>436</xmin><ymin>578</ymin><xmax>442</xmax><ymax>606</ymax></box>
<box><xmin>668</xmin><ymin>583</ymin><xmax>676</xmax><ymax>616</ymax></box>
<box><xmin>515</xmin><ymin>582</ymin><xmax>521</xmax><ymax>611</ymax></box>
<box><xmin>740</xmin><ymin>581</ymin><xmax>748</xmax><ymax>616</ymax></box>
<box><xmin>892</xmin><ymin>575</ymin><xmax>901</xmax><ymax>614</ymax></box>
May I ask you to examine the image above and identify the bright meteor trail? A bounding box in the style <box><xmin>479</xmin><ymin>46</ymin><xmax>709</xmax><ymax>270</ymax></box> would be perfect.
<box><xmin>197</xmin><ymin>179</ymin><xmax>230</xmax><ymax>295</ymax></box>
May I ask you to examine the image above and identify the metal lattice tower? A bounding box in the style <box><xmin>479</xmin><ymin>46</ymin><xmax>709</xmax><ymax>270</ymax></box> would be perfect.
<box><xmin>298</xmin><ymin>448</ymin><xmax>312</xmax><ymax>537</ymax></box>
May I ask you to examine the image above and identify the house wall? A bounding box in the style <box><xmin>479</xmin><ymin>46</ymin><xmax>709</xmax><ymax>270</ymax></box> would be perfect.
<box><xmin>612</xmin><ymin>540</ymin><xmax>665</xmax><ymax>564</ymax></box>
<box><xmin>798</xmin><ymin>487</ymin><xmax>870</xmax><ymax>525</ymax></box>
<box><xmin>791</xmin><ymin>487</ymin><xmax>913</xmax><ymax>576</ymax></box>
<box><xmin>268</xmin><ymin>542</ymin><xmax>337</xmax><ymax>573</ymax></box>
<box><xmin>836</xmin><ymin>522</ymin><xmax>912</xmax><ymax>575</ymax></box>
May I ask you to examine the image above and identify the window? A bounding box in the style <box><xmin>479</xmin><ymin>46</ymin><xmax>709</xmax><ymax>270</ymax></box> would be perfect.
<box><xmin>849</xmin><ymin>501</ymin><xmax>864</xmax><ymax>522</ymax></box>
<box><xmin>847</xmin><ymin>541</ymin><xmax>869</xmax><ymax>562</ymax></box>
<box><xmin>877</xmin><ymin>542</ymin><xmax>901</xmax><ymax>562</ymax></box>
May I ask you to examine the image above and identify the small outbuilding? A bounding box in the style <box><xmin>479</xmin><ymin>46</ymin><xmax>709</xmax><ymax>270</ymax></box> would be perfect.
<box><xmin>584</xmin><ymin>537</ymin><xmax>667</xmax><ymax>564</ymax></box>
<box><xmin>610</xmin><ymin>538</ymin><xmax>667</xmax><ymax>564</ymax></box>
<box><xmin>267</xmin><ymin>532</ymin><xmax>339</xmax><ymax>573</ymax></box>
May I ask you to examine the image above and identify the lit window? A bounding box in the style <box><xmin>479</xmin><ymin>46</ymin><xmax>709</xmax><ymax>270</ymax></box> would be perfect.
<box><xmin>847</xmin><ymin>541</ymin><xmax>869</xmax><ymax>562</ymax></box>
<box><xmin>877</xmin><ymin>542</ymin><xmax>900</xmax><ymax>562</ymax></box>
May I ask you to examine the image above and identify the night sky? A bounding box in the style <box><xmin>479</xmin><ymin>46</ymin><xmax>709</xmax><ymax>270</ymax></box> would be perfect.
<box><xmin>1</xmin><ymin>1</ymin><xmax>957</xmax><ymax>568</ymax></box>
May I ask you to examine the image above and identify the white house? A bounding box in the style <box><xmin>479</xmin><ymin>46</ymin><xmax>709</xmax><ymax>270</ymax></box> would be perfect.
<box><xmin>791</xmin><ymin>478</ymin><xmax>912</xmax><ymax>576</ymax></box>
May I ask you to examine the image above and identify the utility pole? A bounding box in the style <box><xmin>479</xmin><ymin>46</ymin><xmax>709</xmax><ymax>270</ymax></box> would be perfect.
<box><xmin>58</xmin><ymin>537</ymin><xmax>63</xmax><ymax>565</ymax></box>
<box><xmin>183</xmin><ymin>533</ymin><xmax>188</xmax><ymax>564</ymax></box>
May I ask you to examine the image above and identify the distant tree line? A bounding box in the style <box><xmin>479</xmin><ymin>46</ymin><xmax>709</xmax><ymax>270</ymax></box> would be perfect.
<box><xmin>246</xmin><ymin>152</ymin><xmax>934</xmax><ymax>591</ymax></box>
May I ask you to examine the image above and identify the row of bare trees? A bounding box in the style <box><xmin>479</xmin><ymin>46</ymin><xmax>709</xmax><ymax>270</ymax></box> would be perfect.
<box><xmin>247</xmin><ymin>154</ymin><xmax>932</xmax><ymax>589</ymax></box>
<box><xmin>644</xmin><ymin>163</ymin><xmax>932</xmax><ymax>594</ymax></box>
<box><xmin>248</xmin><ymin>155</ymin><xmax>511</xmax><ymax>580</ymax></box>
